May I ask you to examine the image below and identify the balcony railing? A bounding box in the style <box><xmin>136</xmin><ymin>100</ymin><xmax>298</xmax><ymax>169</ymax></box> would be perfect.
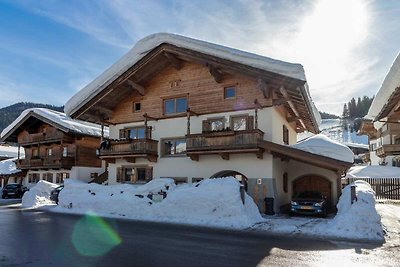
<box><xmin>376</xmin><ymin>144</ymin><xmax>400</xmax><ymax>158</ymax></box>
<box><xmin>17</xmin><ymin>156</ymin><xmax>75</xmax><ymax>169</ymax></box>
<box><xmin>98</xmin><ymin>139</ymin><xmax>159</xmax><ymax>162</ymax></box>
<box><xmin>186</xmin><ymin>129</ymin><xmax>264</xmax><ymax>160</ymax></box>
<box><xmin>19</xmin><ymin>132</ymin><xmax>74</xmax><ymax>145</ymax></box>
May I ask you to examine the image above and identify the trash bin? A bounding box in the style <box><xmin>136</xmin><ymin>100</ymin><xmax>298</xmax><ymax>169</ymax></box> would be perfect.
<box><xmin>264</xmin><ymin>197</ymin><xmax>275</xmax><ymax>215</ymax></box>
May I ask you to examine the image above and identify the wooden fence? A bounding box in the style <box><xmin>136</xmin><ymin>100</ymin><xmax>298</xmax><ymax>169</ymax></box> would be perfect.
<box><xmin>347</xmin><ymin>178</ymin><xmax>400</xmax><ymax>200</ymax></box>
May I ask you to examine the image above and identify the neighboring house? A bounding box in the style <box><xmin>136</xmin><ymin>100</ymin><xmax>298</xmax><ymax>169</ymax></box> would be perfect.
<box><xmin>0</xmin><ymin>108</ymin><xmax>109</xmax><ymax>188</ymax></box>
<box><xmin>0</xmin><ymin>157</ymin><xmax>26</xmax><ymax>188</ymax></box>
<box><xmin>64</xmin><ymin>33</ymin><xmax>353</xmax><ymax>212</ymax></box>
<box><xmin>0</xmin><ymin>144</ymin><xmax>24</xmax><ymax>161</ymax></box>
<box><xmin>360</xmin><ymin>52</ymin><xmax>400</xmax><ymax>166</ymax></box>
<box><xmin>345</xmin><ymin>142</ymin><xmax>369</xmax><ymax>164</ymax></box>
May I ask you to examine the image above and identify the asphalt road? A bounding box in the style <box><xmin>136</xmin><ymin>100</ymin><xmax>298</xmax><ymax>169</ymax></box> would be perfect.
<box><xmin>0</xmin><ymin>203</ymin><xmax>397</xmax><ymax>267</ymax></box>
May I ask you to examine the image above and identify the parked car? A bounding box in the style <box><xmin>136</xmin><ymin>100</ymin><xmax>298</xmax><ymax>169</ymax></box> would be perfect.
<box><xmin>50</xmin><ymin>185</ymin><xmax>64</xmax><ymax>204</ymax></box>
<box><xmin>2</xmin><ymin>184</ymin><xmax>29</xmax><ymax>199</ymax></box>
<box><xmin>290</xmin><ymin>191</ymin><xmax>328</xmax><ymax>217</ymax></box>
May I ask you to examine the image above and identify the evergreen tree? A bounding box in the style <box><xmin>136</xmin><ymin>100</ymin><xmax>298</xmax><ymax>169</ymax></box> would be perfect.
<box><xmin>342</xmin><ymin>103</ymin><xmax>349</xmax><ymax>118</ymax></box>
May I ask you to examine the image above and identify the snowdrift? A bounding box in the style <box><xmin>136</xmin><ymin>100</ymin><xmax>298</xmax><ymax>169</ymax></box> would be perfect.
<box><xmin>54</xmin><ymin>177</ymin><xmax>262</xmax><ymax>229</ymax></box>
<box><xmin>22</xmin><ymin>180</ymin><xmax>58</xmax><ymax>208</ymax></box>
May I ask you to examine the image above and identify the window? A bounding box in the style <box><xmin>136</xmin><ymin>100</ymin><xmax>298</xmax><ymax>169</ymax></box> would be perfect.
<box><xmin>162</xmin><ymin>138</ymin><xmax>186</xmax><ymax>156</ymax></box>
<box><xmin>209</xmin><ymin>118</ymin><xmax>225</xmax><ymax>131</ymax></box>
<box><xmin>43</xmin><ymin>173</ymin><xmax>53</xmax><ymax>183</ymax></box>
<box><xmin>224</xmin><ymin>86</ymin><xmax>236</xmax><ymax>99</ymax></box>
<box><xmin>231</xmin><ymin>116</ymin><xmax>247</xmax><ymax>131</ymax></box>
<box><xmin>62</xmin><ymin>147</ymin><xmax>68</xmax><ymax>157</ymax></box>
<box><xmin>395</xmin><ymin>137</ymin><xmax>400</xmax><ymax>145</ymax></box>
<box><xmin>28</xmin><ymin>173</ymin><xmax>40</xmax><ymax>183</ymax></box>
<box><xmin>161</xmin><ymin>177</ymin><xmax>187</xmax><ymax>185</ymax></box>
<box><xmin>283</xmin><ymin>125</ymin><xmax>289</xmax><ymax>145</ymax></box>
<box><xmin>133</xmin><ymin>102</ymin><xmax>141</xmax><ymax>112</ymax></box>
<box><xmin>47</xmin><ymin>148</ymin><xmax>52</xmax><ymax>157</ymax></box>
<box><xmin>163</xmin><ymin>97</ymin><xmax>187</xmax><ymax>115</ymax></box>
<box><xmin>192</xmin><ymin>177</ymin><xmax>203</xmax><ymax>183</ymax></box>
<box><xmin>56</xmin><ymin>172</ymin><xmax>69</xmax><ymax>183</ymax></box>
<box><xmin>117</xmin><ymin>166</ymin><xmax>152</xmax><ymax>183</ymax></box>
<box><xmin>120</xmin><ymin>126</ymin><xmax>150</xmax><ymax>139</ymax></box>
<box><xmin>32</xmin><ymin>148</ymin><xmax>39</xmax><ymax>159</ymax></box>
<box><xmin>283</xmin><ymin>172</ymin><xmax>288</xmax><ymax>193</ymax></box>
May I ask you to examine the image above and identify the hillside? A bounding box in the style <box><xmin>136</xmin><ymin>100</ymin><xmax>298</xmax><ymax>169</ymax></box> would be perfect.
<box><xmin>0</xmin><ymin>102</ymin><xmax>63</xmax><ymax>133</ymax></box>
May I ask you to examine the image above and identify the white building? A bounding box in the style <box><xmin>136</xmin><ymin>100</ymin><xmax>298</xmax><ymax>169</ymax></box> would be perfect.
<box><xmin>64</xmin><ymin>33</ymin><xmax>353</xmax><ymax>212</ymax></box>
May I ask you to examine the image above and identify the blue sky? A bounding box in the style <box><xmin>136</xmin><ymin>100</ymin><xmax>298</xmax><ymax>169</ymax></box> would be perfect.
<box><xmin>0</xmin><ymin>0</ymin><xmax>399</xmax><ymax>115</ymax></box>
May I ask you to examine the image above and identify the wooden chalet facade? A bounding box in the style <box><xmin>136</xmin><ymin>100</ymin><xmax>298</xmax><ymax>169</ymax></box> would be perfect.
<box><xmin>0</xmin><ymin>108</ymin><xmax>107</xmax><ymax>187</ymax></box>
<box><xmin>64</xmin><ymin>33</ymin><xmax>352</xmax><ymax>212</ymax></box>
<box><xmin>360</xmin><ymin>52</ymin><xmax>400</xmax><ymax>167</ymax></box>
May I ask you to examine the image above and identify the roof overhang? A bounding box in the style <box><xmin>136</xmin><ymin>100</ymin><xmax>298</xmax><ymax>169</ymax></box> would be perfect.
<box><xmin>376</xmin><ymin>86</ymin><xmax>400</xmax><ymax>121</ymax></box>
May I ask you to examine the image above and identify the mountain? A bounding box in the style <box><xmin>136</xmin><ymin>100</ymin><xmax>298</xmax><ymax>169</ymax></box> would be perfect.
<box><xmin>0</xmin><ymin>102</ymin><xmax>64</xmax><ymax>133</ymax></box>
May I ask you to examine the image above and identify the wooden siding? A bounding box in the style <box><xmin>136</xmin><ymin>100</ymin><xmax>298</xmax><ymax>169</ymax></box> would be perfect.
<box><xmin>17</xmin><ymin>126</ymin><xmax>74</xmax><ymax>146</ymax></box>
<box><xmin>110</xmin><ymin>62</ymin><xmax>273</xmax><ymax>124</ymax></box>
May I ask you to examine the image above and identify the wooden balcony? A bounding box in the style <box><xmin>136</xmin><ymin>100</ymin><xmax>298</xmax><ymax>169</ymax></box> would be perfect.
<box><xmin>17</xmin><ymin>156</ymin><xmax>75</xmax><ymax>170</ymax></box>
<box><xmin>98</xmin><ymin>139</ymin><xmax>159</xmax><ymax>162</ymax></box>
<box><xmin>376</xmin><ymin>144</ymin><xmax>400</xmax><ymax>158</ymax></box>
<box><xmin>362</xmin><ymin>152</ymin><xmax>370</xmax><ymax>163</ymax></box>
<box><xmin>19</xmin><ymin>132</ymin><xmax>74</xmax><ymax>146</ymax></box>
<box><xmin>186</xmin><ymin>129</ymin><xmax>264</xmax><ymax>161</ymax></box>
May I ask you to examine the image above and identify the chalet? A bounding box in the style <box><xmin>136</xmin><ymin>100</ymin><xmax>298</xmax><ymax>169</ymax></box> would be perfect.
<box><xmin>64</xmin><ymin>33</ymin><xmax>353</xmax><ymax>212</ymax></box>
<box><xmin>0</xmin><ymin>108</ymin><xmax>108</xmax><ymax>187</ymax></box>
<box><xmin>359</xmin><ymin>52</ymin><xmax>400</xmax><ymax>166</ymax></box>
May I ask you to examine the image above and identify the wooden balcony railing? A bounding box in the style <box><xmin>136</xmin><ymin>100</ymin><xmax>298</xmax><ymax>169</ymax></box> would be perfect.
<box><xmin>19</xmin><ymin>132</ymin><xmax>74</xmax><ymax>145</ymax></box>
<box><xmin>186</xmin><ymin>129</ymin><xmax>264</xmax><ymax>160</ymax></box>
<box><xmin>376</xmin><ymin>144</ymin><xmax>400</xmax><ymax>158</ymax></box>
<box><xmin>17</xmin><ymin>156</ymin><xmax>75</xmax><ymax>169</ymax></box>
<box><xmin>99</xmin><ymin>139</ymin><xmax>159</xmax><ymax>162</ymax></box>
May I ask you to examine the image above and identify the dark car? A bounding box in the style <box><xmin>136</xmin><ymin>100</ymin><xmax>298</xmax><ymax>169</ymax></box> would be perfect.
<box><xmin>290</xmin><ymin>191</ymin><xmax>328</xmax><ymax>217</ymax></box>
<box><xmin>2</xmin><ymin>184</ymin><xmax>28</xmax><ymax>199</ymax></box>
<box><xmin>50</xmin><ymin>185</ymin><xmax>64</xmax><ymax>204</ymax></box>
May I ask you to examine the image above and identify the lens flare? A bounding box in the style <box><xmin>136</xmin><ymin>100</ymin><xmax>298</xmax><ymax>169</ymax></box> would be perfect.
<box><xmin>72</xmin><ymin>212</ymin><xmax>122</xmax><ymax>257</ymax></box>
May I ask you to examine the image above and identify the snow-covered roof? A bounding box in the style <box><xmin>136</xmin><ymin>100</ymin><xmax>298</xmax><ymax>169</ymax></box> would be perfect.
<box><xmin>366</xmin><ymin>52</ymin><xmax>400</xmax><ymax>121</ymax></box>
<box><xmin>0</xmin><ymin>157</ymin><xmax>21</xmax><ymax>176</ymax></box>
<box><xmin>0</xmin><ymin>145</ymin><xmax>24</xmax><ymax>158</ymax></box>
<box><xmin>291</xmin><ymin>134</ymin><xmax>354</xmax><ymax>163</ymax></box>
<box><xmin>346</xmin><ymin>165</ymin><xmax>400</xmax><ymax>179</ymax></box>
<box><xmin>64</xmin><ymin>33</ymin><xmax>317</xmax><ymax>125</ymax></box>
<box><xmin>344</xmin><ymin>142</ymin><xmax>369</xmax><ymax>150</ymax></box>
<box><xmin>1</xmin><ymin>108</ymin><xmax>109</xmax><ymax>141</ymax></box>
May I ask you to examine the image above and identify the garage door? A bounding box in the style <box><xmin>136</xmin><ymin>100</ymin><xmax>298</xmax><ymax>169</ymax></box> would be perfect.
<box><xmin>293</xmin><ymin>176</ymin><xmax>332</xmax><ymax>205</ymax></box>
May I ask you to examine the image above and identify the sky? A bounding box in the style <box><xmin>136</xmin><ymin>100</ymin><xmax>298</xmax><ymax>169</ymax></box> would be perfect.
<box><xmin>0</xmin><ymin>0</ymin><xmax>399</xmax><ymax>115</ymax></box>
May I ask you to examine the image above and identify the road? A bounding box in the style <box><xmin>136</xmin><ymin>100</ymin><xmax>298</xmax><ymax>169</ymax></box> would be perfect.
<box><xmin>0</xmin><ymin>203</ymin><xmax>398</xmax><ymax>267</ymax></box>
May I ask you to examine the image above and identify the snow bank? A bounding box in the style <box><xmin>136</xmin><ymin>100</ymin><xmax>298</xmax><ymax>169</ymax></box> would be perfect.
<box><xmin>347</xmin><ymin>165</ymin><xmax>400</xmax><ymax>178</ymax></box>
<box><xmin>325</xmin><ymin>181</ymin><xmax>383</xmax><ymax>241</ymax></box>
<box><xmin>291</xmin><ymin>134</ymin><xmax>354</xmax><ymax>163</ymax></box>
<box><xmin>54</xmin><ymin>177</ymin><xmax>262</xmax><ymax>229</ymax></box>
<box><xmin>22</xmin><ymin>180</ymin><xmax>59</xmax><ymax>208</ymax></box>
<box><xmin>1</xmin><ymin>108</ymin><xmax>109</xmax><ymax>139</ymax></box>
<box><xmin>0</xmin><ymin>157</ymin><xmax>21</xmax><ymax>175</ymax></box>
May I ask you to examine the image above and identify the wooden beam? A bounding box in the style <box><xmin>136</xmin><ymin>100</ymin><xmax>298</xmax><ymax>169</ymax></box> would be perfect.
<box><xmin>272</xmin><ymin>98</ymin><xmax>288</xmax><ymax>106</ymax></box>
<box><xmin>126</xmin><ymin>80</ymin><xmax>145</xmax><ymax>96</ymax></box>
<box><xmin>287</xmin><ymin>116</ymin><xmax>300</xmax><ymax>123</ymax></box>
<box><xmin>206</xmin><ymin>63</ymin><xmax>223</xmax><ymax>83</ymax></box>
<box><xmin>164</xmin><ymin>52</ymin><xmax>182</xmax><ymax>70</ymax></box>
<box><xmin>279</xmin><ymin>86</ymin><xmax>307</xmax><ymax>130</ymax></box>
<box><xmin>256</xmin><ymin>79</ymin><xmax>272</xmax><ymax>98</ymax></box>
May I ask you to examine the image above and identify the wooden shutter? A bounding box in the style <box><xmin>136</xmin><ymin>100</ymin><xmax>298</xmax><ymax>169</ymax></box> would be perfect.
<box><xmin>202</xmin><ymin>120</ymin><xmax>210</xmax><ymax>132</ymax></box>
<box><xmin>116</xmin><ymin>167</ymin><xmax>123</xmax><ymax>183</ymax></box>
<box><xmin>246</xmin><ymin>116</ymin><xmax>254</xmax><ymax>130</ymax></box>
<box><xmin>145</xmin><ymin>166</ymin><xmax>153</xmax><ymax>181</ymax></box>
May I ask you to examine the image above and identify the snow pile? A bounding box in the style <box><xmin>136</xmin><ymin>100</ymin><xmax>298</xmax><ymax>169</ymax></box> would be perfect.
<box><xmin>347</xmin><ymin>165</ymin><xmax>400</xmax><ymax>178</ymax></box>
<box><xmin>325</xmin><ymin>181</ymin><xmax>384</xmax><ymax>240</ymax></box>
<box><xmin>291</xmin><ymin>134</ymin><xmax>354</xmax><ymax>163</ymax></box>
<box><xmin>54</xmin><ymin>177</ymin><xmax>262</xmax><ymax>229</ymax></box>
<box><xmin>1</xmin><ymin>108</ymin><xmax>109</xmax><ymax>139</ymax></box>
<box><xmin>22</xmin><ymin>180</ymin><xmax>59</xmax><ymax>208</ymax></box>
<box><xmin>0</xmin><ymin>157</ymin><xmax>21</xmax><ymax>175</ymax></box>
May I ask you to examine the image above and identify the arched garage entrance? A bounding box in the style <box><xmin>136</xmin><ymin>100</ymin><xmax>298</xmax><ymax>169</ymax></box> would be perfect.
<box><xmin>211</xmin><ymin>170</ymin><xmax>248</xmax><ymax>191</ymax></box>
<box><xmin>293</xmin><ymin>175</ymin><xmax>332</xmax><ymax>206</ymax></box>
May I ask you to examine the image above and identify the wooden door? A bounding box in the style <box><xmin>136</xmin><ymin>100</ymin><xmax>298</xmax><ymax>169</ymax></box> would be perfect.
<box><xmin>293</xmin><ymin>176</ymin><xmax>332</xmax><ymax>205</ymax></box>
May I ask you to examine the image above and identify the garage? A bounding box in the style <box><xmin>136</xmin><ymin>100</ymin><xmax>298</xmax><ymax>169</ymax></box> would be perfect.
<box><xmin>293</xmin><ymin>175</ymin><xmax>332</xmax><ymax>206</ymax></box>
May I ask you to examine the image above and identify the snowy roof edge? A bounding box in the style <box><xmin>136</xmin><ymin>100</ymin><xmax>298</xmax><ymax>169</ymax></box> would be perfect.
<box><xmin>64</xmin><ymin>32</ymin><xmax>309</xmax><ymax>117</ymax></box>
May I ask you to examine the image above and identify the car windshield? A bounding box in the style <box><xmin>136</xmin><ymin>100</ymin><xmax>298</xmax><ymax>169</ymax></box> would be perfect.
<box><xmin>295</xmin><ymin>191</ymin><xmax>322</xmax><ymax>199</ymax></box>
<box><xmin>5</xmin><ymin>184</ymin><xmax>19</xmax><ymax>189</ymax></box>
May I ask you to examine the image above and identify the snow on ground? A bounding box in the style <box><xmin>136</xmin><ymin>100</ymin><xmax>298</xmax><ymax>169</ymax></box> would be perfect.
<box><xmin>347</xmin><ymin>165</ymin><xmax>400</xmax><ymax>178</ymax></box>
<box><xmin>22</xmin><ymin>180</ymin><xmax>58</xmax><ymax>208</ymax></box>
<box><xmin>51</xmin><ymin>177</ymin><xmax>263</xmax><ymax>229</ymax></box>
<box><xmin>253</xmin><ymin>181</ymin><xmax>384</xmax><ymax>242</ymax></box>
<box><xmin>0</xmin><ymin>157</ymin><xmax>21</xmax><ymax>175</ymax></box>
<box><xmin>291</xmin><ymin>134</ymin><xmax>354</xmax><ymax>163</ymax></box>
